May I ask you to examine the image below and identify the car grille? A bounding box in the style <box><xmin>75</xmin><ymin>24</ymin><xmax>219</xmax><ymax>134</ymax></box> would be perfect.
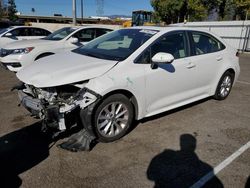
<box><xmin>0</xmin><ymin>49</ymin><xmax>13</xmax><ymax>57</ymax></box>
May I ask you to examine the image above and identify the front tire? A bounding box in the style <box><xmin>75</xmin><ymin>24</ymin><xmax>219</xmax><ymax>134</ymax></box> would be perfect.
<box><xmin>93</xmin><ymin>94</ymin><xmax>134</xmax><ymax>142</ymax></box>
<box><xmin>214</xmin><ymin>71</ymin><xmax>234</xmax><ymax>100</ymax></box>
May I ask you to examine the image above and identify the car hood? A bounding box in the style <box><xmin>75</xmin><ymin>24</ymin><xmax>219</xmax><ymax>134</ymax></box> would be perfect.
<box><xmin>4</xmin><ymin>39</ymin><xmax>56</xmax><ymax>49</ymax></box>
<box><xmin>16</xmin><ymin>51</ymin><xmax>118</xmax><ymax>88</ymax></box>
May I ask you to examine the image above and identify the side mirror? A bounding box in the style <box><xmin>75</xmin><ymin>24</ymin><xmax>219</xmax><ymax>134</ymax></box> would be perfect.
<box><xmin>4</xmin><ymin>32</ymin><xmax>13</xmax><ymax>38</ymax></box>
<box><xmin>69</xmin><ymin>37</ymin><xmax>79</xmax><ymax>44</ymax></box>
<box><xmin>152</xmin><ymin>52</ymin><xmax>174</xmax><ymax>64</ymax></box>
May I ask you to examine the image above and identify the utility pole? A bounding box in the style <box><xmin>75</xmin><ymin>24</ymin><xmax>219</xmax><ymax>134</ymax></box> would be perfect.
<box><xmin>72</xmin><ymin>0</ymin><xmax>76</xmax><ymax>25</ymax></box>
<box><xmin>81</xmin><ymin>0</ymin><xmax>83</xmax><ymax>24</ymax></box>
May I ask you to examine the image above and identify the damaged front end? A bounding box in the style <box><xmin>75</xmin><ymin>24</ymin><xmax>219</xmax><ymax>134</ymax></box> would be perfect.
<box><xmin>17</xmin><ymin>82</ymin><xmax>100</xmax><ymax>138</ymax></box>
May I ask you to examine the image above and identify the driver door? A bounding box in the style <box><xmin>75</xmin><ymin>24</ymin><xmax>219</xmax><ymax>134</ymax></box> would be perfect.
<box><xmin>138</xmin><ymin>31</ymin><xmax>199</xmax><ymax>115</ymax></box>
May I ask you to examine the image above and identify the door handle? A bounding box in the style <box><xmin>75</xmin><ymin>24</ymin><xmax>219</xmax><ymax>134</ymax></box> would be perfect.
<box><xmin>216</xmin><ymin>56</ymin><xmax>223</xmax><ymax>61</ymax></box>
<box><xmin>186</xmin><ymin>62</ymin><xmax>196</xmax><ymax>69</ymax></box>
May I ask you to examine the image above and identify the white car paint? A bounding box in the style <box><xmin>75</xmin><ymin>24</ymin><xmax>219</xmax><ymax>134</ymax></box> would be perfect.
<box><xmin>0</xmin><ymin>26</ymin><xmax>113</xmax><ymax>72</ymax></box>
<box><xmin>0</xmin><ymin>26</ymin><xmax>51</xmax><ymax>48</ymax></box>
<box><xmin>17</xmin><ymin>51</ymin><xmax>117</xmax><ymax>87</ymax></box>
<box><xmin>16</xmin><ymin>26</ymin><xmax>240</xmax><ymax>128</ymax></box>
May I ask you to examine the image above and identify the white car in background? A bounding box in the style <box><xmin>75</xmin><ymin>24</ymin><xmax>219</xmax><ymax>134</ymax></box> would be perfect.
<box><xmin>0</xmin><ymin>26</ymin><xmax>113</xmax><ymax>71</ymax></box>
<box><xmin>16</xmin><ymin>27</ymin><xmax>240</xmax><ymax>150</ymax></box>
<box><xmin>0</xmin><ymin>26</ymin><xmax>51</xmax><ymax>48</ymax></box>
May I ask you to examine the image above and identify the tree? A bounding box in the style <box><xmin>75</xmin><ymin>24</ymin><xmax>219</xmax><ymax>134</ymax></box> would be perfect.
<box><xmin>234</xmin><ymin>0</ymin><xmax>250</xmax><ymax>19</ymax></box>
<box><xmin>201</xmin><ymin>0</ymin><xmax>221</xmax><ymax>12</ymax></box>
<box><xmin>151</xmin><ymin>0</ymin><xmax>186</xmax><ymax>24</ymax></box>
<box><xmin>151</xmin><ymin>0</ymin><xmax>250</xmax><ymax>22</ymax></box>
<box><xmin>151</xmin><ymin>0</ymin><xmax>209</xmax><ymax>24</ymax></box>
<box><xmin>220</xmin><ymin>0</ymin><xmax>236</xmax><ymax>20</ymax></box>
<box><xmin>187</xmin><ymin>0</ymin><xmax>207</xmax><ymax>21</ymax></box>
<box><xmin>7</xmin><ymin>0</ymin><xmax>17</xmax><ymax>21</ymax></box>
<box><xmin>219</xmin><ymin>0</ymin><xmax>250</xmax><ymax>20</ymax></box>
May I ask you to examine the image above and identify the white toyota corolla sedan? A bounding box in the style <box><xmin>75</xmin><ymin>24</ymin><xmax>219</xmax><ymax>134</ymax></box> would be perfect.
<box><xmin>16</xmin><ymin>26</ymin><xmax>240</xmax><ymax>148</ymax></box>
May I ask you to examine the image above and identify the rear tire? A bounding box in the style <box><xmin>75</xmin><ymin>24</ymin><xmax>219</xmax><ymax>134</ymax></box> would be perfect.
<box><xmin>214</xmin><ymin>71</ymin><xmax>234</xmax><ymax>100</ymax></box>
<box><xmin>93</xmin><ymin>94</ymin><xmax>134</xmax><ymax>142</ymax></box>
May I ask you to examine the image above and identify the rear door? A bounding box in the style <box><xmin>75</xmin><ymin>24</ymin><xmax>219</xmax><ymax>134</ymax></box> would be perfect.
<box><xmin>186</xmin><ymin>31</ymin><xmax>226</xmax><ymax>94</ymax></box>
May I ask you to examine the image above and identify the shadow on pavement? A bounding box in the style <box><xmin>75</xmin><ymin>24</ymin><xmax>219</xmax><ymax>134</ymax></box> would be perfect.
<box><xmin>147</xmin><ymin>134</ymin><xmax>224</xmax><ymax>188</ymax></box>
<box><xmin>246</xmin><ymin>176</ymin><xmax>250</xmax><ymax>188</ymax></box>
<box><xmin>0</xmin><ymin>122</ymin><xmax>53</xmax><ymax>187</ymax></box>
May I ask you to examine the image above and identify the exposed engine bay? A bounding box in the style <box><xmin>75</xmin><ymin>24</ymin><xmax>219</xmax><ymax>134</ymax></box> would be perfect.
<box><xmin>16</xmin><ymin>82</ymin><xmax>100</xmax><ymax>151</ymax></box>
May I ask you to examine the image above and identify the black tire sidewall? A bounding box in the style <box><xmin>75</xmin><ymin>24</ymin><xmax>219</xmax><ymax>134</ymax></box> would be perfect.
<box><xmin>214</xmin><ymin>71</ymin><xmax>234</xmax><ymax>100</ymax></box>
<box><xmin>93</xmin><ymin>94</ymin><xmax>134</xmax><ymax>142</ymax></box>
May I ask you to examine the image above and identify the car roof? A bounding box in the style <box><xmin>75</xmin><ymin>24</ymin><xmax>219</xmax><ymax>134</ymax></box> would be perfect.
<box><xmin>73</xmin><ymin>25</ymin><xmax>115</xmax><ymax>30</ymax></box>
<box><xmin>9</xmin><ymin>25</ymin><xmax>41</xmax><ymax>29</ymax></box>
<box><xmin>126</xmin><ymin>26</ymin><xmax>211</xmax><ymax>33</ymax></box>
<box><xmin>8</xmin><ymin>25</ymin><xmax>51</xmax><ymax>31</ymax></box>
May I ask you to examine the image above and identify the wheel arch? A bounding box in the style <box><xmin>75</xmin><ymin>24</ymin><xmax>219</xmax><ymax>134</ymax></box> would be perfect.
<box><xmin>35</xmin><ymin>52</ymin><xmax>55</xmax><ymax>61</ymax></box>
<box><xmin>212</xmin><ymin>67</ymin><xmax>236</xmax><ymax>94</ymax></box>
<box><xmin>100</xmin><ymin>89</ymin><xmax>139</xmax><ymax>120</ymax></box>
<box><xmin>221</xmin><ymin>68</ymin><xmax>236</xmax><ymax>84</ymax></box>
<box><xmin>226</xmin><ymin>68</ymin><xmax>235</xmax><ymax>77</ymax></box>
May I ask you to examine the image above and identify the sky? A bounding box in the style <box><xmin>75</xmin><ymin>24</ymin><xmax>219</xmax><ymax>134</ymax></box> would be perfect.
<box><xmin>15</xmin><ymin>0</ymin><xmax>153</xmax><ymax>17</ymax></box>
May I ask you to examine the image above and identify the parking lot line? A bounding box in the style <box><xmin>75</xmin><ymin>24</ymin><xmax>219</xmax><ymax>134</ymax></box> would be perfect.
<box><xmin>190</xmin><ymin>141</ymin><xmax>250</xmax><ymax>188</ymax></box>
<box><xmin>237</xmin><ymin>80</ymin><xmax>250</xmax><ymax>85</ymax></box>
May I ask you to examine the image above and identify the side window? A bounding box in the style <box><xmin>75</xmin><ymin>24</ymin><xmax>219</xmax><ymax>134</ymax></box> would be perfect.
<box><xmin>8</xmin><ymin>28</ymin><xmax>20</xmax><ymax>36</ymax></box>
<box><xmin>10</xmin><ymin>28</ymin><xmax>29</xmax><ymax>36</ymax></box>
<box><xmin>151</xmin><ymin>32</ymin><xmax>187</xmax><ymax>59</ymax></box>
<box><xmin>96</xmin><ymin>28</ymin><xmax>112</xmax><ymax>38</ymax></box>
<box><xmin>135</xmin><ymin>48</ymin><xmax>151</xmax><ymax>64</ymax></box>
<box><xmin>190</xmin><ymin>32</ymin><xmax>225</xmax><ymax>55</ymax></box>
<box><xmin>136</xmin><ymin>32</ymin><xmax>187</xmax><ymax>64</ymax></box>
<box><xmin>73</xmin><ymin>28</ymin><xmax>96</xmax><ymax>42</ymax></box>
<box><xmin>31</xmin><ymin>28</ymin><xmax>50</xmax><ymax>36</ymax></box>
<box><xmin>42</xmin><ymin>29</ymin><xmax>51</xmax><ymax>36</ymax></box>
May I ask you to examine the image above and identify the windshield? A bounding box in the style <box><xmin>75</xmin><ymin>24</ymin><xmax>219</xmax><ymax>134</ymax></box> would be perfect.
<box><xmin>0</xmin><ymin>28</ymin><xmax>8</xmax><ymax>35</ymax></box>
<box><xmin>43</xmin><ymin>27</ymin><xmax>76</xmax><ymax>41</ymax></box>
<box><xmin>73</xmin><ymin>29</ymin><xmax>158</xmax><ymax>61</ymax></box>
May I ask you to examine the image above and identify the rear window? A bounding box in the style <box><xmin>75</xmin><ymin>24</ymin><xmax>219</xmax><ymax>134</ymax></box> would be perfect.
<box><xmin>190</xmin><ymin>31</ymin><xmax>225</xmax><ymax>55</ymax></box>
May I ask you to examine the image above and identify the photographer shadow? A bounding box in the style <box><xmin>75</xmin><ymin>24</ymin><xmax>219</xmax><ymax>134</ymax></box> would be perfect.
<box><xmin>0</xmin><ymin>122</ymin><xmax>52</xmax><ymax>187</ymax></box>
<box><xmin>147</xmin><ymin>134</ymin><xmax>224</xmax><ymax>188</ymax></box>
